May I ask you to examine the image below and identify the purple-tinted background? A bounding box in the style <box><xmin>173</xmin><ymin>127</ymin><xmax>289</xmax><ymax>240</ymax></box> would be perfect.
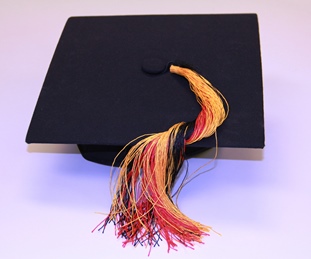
<box><xmin>1</xmin><ymin>1</ymin><xmax>310</xmax><ymax>258</ymax></box>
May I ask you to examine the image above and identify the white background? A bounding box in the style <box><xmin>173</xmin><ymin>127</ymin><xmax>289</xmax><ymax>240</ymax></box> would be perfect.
<box><xmin>1</xmin><ymin>0</ymin><xmax>311</xmax><ymax>258</ymax></box>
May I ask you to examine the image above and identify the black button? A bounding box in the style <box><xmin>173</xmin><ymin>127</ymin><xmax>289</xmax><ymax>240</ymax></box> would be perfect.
<box><xmin>142</xmin><ymin>58</ymin><xmax>167</xmax><ymax>74</ymax></box>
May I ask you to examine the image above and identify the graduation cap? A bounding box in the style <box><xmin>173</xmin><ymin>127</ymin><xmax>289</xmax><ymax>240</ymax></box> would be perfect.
<box><xmin>26</xmin><ymin>14</ymin><xmax>264</xmax><ymax>252</ymax></box>
<box><xmin>26</xmin><ymin>14</ymin><xmax>264</xmax><ymax>165</ymax></box>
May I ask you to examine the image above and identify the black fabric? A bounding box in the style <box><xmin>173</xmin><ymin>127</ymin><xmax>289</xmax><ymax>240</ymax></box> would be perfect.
<box><xmin>26</xmin><ymin>14</ymin><xmax>264</xmax><ymax>165</ymax></box>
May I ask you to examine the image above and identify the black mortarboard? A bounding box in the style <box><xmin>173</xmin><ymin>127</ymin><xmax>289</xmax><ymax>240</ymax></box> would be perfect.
<box><xmin>26</xmin><ymin>14</ymin><xmax>264</xmax><ymax>166</ymax></box>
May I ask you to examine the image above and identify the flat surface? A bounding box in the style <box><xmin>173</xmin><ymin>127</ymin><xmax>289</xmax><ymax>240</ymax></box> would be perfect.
<box><xmin>26</xmin><ymin>14</ymin><xmax>264</xmax><ymax>149</ymax></box>
<box><xmin>1</xmin><ymin>0</ymin><xmax>311</xmax><ymax>258</ymax></box>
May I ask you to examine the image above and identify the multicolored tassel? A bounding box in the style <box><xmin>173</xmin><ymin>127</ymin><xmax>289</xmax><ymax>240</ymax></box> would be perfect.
<box><xmin>93</xmin><ymin>64</ymin><xmax>229</xmax><ymax>254</ymax></box>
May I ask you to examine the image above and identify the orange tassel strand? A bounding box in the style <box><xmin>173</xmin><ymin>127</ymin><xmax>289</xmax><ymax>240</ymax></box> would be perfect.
<box><xmin>93</xmin><ymin>64</ymin><xmax>229</xmax><ymax>253</ymax></box>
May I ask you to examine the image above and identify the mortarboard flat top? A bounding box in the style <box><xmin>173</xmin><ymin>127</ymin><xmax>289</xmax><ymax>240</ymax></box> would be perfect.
<box><xmin>26</xmin><ymin>14</ymin><xmax>264</xmax><ymax>165</ymax></box>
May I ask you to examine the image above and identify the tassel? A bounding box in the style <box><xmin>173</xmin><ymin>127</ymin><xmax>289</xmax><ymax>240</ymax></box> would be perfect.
<box><xmin>93</xmin><ymin>64</ymin><xmax>229</xmax><ymax>253</ymax></box>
